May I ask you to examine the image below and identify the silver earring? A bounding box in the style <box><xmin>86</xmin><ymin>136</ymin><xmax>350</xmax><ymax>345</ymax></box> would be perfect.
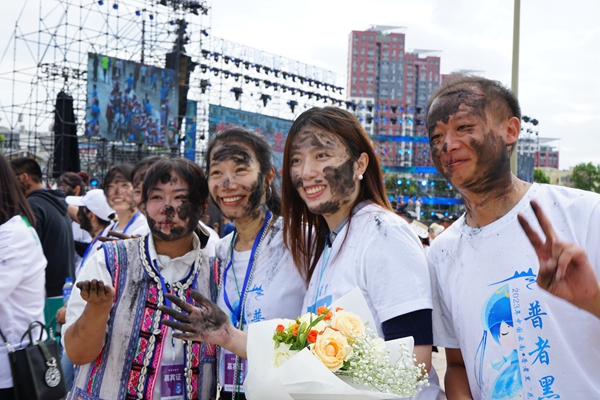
<box><xmin>358</xmin><ymin>174</ymin><xmax>363</xmax><ymax>181</ymax></box>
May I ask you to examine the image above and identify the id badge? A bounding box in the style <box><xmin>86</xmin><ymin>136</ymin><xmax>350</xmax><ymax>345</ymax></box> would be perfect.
<box><xmin>160</xmin><ymin>364</ymin><xmax>184</xmax><ymax>400</ymax></box>
<box><xmin>223</xmin><ymin>352</ymin><xmax>247</xmax><ymax>393</ymax></box>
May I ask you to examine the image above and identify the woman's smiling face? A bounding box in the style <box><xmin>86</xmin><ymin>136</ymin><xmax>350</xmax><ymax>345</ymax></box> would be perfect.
<box><xmin>289</xmin><ymin>126</ymin><xmax>358</xmax><ymax>221</ymax></box>
<box><xmin>208</xmin><ymin>142</ymin><xmax>266</xmax><ymax>221</ymax></box>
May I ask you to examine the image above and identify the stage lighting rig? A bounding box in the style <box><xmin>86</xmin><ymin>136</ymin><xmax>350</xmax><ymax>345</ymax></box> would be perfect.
<box><xmin>231</xmin><ymin>87</ymin><xmax>243</xmax><ymax>101</ymax></box>
<box><xmin>213</xmin><ymin>53</ymin><xmax>220</xmax><ymax>62</ymax></box>
<box><xmin>113</xmin><ymin>2</ymin><xmax>118</xmax><ymax>10</ymax></box>
<box><xmin>288</xmin><ymin>100</ymin><xmax>298</xmax><ymax>112</ymax></box>
<box><xmin>244</xmin><ymin>75</ymin><xmax>251</xmax><ymax>84</ymax></box>
<box><xmin>98</xmin><ymin>0</ymin><xmax>104</xmax><ymax>5</ymax></box>
<box><xmin>201</xmin><ymin>29</ymin><xmax>209</xmax><ymax>37</ymax></box>
<box><xmin>200</xmin><ymin>79</ymin><xmax>210</xmax><ymax>93</ymax></box>
<box><xmin>201</xmin><ymin>50</ymin><xmax>210</xmax><ymax>59</ymax></box>
<box><xmin>260</xmin><ymin>94</ymin><xmax>271</xmax><ymax>107</ymax></box>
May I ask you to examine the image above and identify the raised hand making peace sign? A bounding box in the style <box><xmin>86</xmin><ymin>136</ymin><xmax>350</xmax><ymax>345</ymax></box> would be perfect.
<box><xmin>518</xmin><ymin>200</ymin><xmax>600</xmax><ymax>318</ymax></box>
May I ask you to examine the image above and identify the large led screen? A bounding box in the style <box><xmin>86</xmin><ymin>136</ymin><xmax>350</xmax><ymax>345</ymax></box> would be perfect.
<box><xmin>86</xmin><ymin>53</ymin><xmax>179</xmax><ymax>146</ymax></box>
<box><xmin>208</xmin><ymin>105</ymin><xmax>293</xmax><ymax>175</ymax></box>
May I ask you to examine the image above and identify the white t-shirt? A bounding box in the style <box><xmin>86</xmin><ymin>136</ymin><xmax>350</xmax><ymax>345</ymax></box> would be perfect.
<box><xmin>0</xmin><ymin>216</ymin><xmax>47</xmax><ymax>389</ymax></box>
<box><xmin>428</xmin><ymin>183</ymin><xmax>600</xmax><ymax>399</ymax></box>
<box><xmin>72</xmin><ymin>221</ymin><xmax>92</xmax><ymax>267</ymax></box>
<box><xmin>111</xmin><ymin>210</ymin><xmax>149</xmax><ymax>236</ymax></box>
<box><xmin>199</xmin><ymin>220</ymin><xmax>219</xmax><ymax>258</ymax></box>
<box><xmin>214</xmin><ymin>216</ymin><xmax>306</xmax><ymax>392</ymax></box>
<box><xmin>302</xmin><ymin>203</ymin><xmax>433</xmax><ymax>338</ymax></box>
<box><xmin>64</xmin><ymin>234</ymin><xmax>202</xmax><ymax>400</ymax></box>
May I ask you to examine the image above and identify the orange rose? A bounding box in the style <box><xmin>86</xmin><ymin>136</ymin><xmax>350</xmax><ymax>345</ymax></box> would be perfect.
<box><xmin>317</xmin><ymin>306</ymin><xmax>332</xmax><ymax>320</ymax></box>
<box><xmin>276</xmin><ymin>324</ymin><xmax>285</xmax><ymax>333</ymax></box>
<box><xmin>311</xmin><ymin>326</ymin><xmax>352</xmax><ymax>372</ymax></box>
<box><xmin>307</xmin><ymin>329</ymin><xmax>318</xmax><ymax>343</ymax></box>
<box><xmin>292</xmin><ymin>323</ymin><xmax>299</xmax><ymax>336</ymax></box>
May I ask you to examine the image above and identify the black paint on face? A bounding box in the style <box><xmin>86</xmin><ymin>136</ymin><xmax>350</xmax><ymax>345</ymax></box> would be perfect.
<box><xmin>310</xmin><ymin>157</ymin><xmax>356</xmax><ymax>215</ymax></box>
<box><xmin>427</xmin><ymin>89</ymin><xmax>487</xmax><ymax>137</ymax></box>
<box><xmin>77</xmin><ymin>207</ymin><xmax>93</xmax><ymax>233</ymax></box>
<box><xmin>240</xmin><ymin>173</ymin><xmax>266</xmax><ymax>221</ymax></box>
<box><xmin>160</xmin><ymin>173</ymin><xmax>178</xmax><ymax>185</ymax></box>
<box><xmin>210</xmin><ymin>143</ymin><xmax>252</xmax><ymax>167</ymax></box>
<box><xmin>292</xmin><ymin>128</ymin><xmax>339</xmax><ymax>153</ymax></box>
<box><xmin>461</xmin><ymin>132</ymin><xmax>512</xmax><ymax>195</ymax></box>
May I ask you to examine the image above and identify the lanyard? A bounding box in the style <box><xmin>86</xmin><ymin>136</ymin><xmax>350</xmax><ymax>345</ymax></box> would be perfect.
<box><xmin>77</xmin><ymin>236</ymin><xmax>99</xmax><ymax>276</ymax></box>
<box><xmin>144</xmin><ymin>235</ymin><xmax>197</xmax><ymax>310</ymax></box>
<box><xmin>122</xmin><ymin>210</ymin><xmax>140</xmax><ymax>233</ymax></box>
<box><xmin>222</xmin><ymin>211</ymin><xmax>272</xmax><ymax>329</ymax></box>
<box><xmin>113</xmin><ymin>210</ymin><xmax>141</xmax><ymax>234</ymax></box>
<box><xmin>312</xmin><ymin>242</ymin><xmax>333</xmax><ymax>310</ymax></box>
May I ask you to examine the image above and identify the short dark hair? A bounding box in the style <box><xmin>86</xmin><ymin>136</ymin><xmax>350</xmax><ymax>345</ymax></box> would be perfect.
<box><xmin>132</xmin><ymin>156</ymin><xmax>163</xmax><ymax>187</ymax></box>
<box><xmin>102</xmin><ymin>163</ymin><xmax>134</xmax><ymax>192</ymax></box>
<box><xmin>427</xmin><ymin>75</ymin><xmax>521</xmax><ymax>127</ymax></box>
<box><xmin>206</xmin><ymin>127</ymin><xmax>281</xmax><ymax>216</ymax></box>
<box><xmin>10</xmin><ymin>157</ymin><xmax>43</xmax><ymax>183</ymax></box>
<box><xmin>140</xmin><ymin>158</ymin><xmax>208</xmax><ymax>220</ymax></box>
<box><xmin>1</xmin><ymin>154</ymin><xmax>36</xmax><ymax>225</ymax></box>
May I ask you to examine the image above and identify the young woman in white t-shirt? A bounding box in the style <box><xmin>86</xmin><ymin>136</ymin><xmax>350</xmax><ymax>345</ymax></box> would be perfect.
<box><xmin>203</xmin><ymin>127</ymin><xmax>305</xmax><ymax>400</ymax></box>
<box><xmin>280</xmin><ymin>107</ymin><xmax>435</xmax><ymax>374</ymax></box>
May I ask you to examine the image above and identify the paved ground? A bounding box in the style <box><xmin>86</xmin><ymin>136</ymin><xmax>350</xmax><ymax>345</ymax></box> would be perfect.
<box><xmin>432</xmin><ymin>347</ymin><xmax>447</xmax><ymax>397</ymax></box>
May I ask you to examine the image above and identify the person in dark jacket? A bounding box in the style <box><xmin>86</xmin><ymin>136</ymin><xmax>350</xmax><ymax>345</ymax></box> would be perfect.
<box><xmin>10</xmin><ymin>157</ymin><xmax>75</xmax><ymax>298</ymax></box>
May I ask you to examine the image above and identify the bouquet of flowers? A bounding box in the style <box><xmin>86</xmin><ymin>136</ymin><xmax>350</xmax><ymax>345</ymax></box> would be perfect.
<box><xmin>243</xmin><ymin>287</ymin><xmax>428</xmax><ymax>400</ymax></box>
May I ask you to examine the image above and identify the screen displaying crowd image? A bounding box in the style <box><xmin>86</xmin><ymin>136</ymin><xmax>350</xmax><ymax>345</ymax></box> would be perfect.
<box><xmin>86</xmin><ymin>53</ymin><xmax>180</xmax><ymax>146</ymax></box>
<box><xmin>208</xmin><ymin>104</ymin><xmax>294</xmax><ymax>178</ymax></box>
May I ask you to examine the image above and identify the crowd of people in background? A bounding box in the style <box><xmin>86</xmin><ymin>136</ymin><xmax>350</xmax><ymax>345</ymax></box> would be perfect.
<box><xmin>86</xmin><ymin>53</ymin><xmax>179</xmax><ymax>147</ymax></box>
<box><xmin>1</xmin><ymin>75</ymin><xmax>599</xmax><ymax>400</ymax></box>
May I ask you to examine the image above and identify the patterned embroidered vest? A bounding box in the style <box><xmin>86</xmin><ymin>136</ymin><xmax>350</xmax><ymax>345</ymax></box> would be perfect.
<box><xmin>70</xmin><ymin>236</ymin><xmax>217</xmax><ymax>400</ymax></box>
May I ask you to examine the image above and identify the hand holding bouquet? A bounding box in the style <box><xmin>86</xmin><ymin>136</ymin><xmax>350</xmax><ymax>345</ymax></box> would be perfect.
<box><xmin>244</xmin><ymin>287</ymin><xmax>428</xmax><ymax>400</ymax></box>
<box><xmin>272</xmin><ymin>306</ymin><xmax>427</xmax><ymax>398</ymax></box>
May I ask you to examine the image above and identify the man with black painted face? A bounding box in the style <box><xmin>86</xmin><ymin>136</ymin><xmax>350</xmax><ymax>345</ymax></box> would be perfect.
<box><xmin>426</xmin><ymin>75</ymin><xmax>600</xmax><ymax>399</ymax></box>
<box><xmin>63</xmin><ymin>158</ymin><xmax>217</xmax><ymax>400</ymax></box>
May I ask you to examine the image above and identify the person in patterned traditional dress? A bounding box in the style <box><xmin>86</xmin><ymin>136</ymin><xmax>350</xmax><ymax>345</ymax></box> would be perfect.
<box><xmin>63</xmin><ymin>158</ymin><xmax>217</xmax><ymax>400</ymax></box>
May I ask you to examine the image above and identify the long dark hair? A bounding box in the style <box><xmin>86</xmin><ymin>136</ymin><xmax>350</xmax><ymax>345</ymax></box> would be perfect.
<box><xmin>205</xmin><ymin>127</ymin><xmax>281</xmax><ymax>216</ymax></box>
<box><xmin>0</xmin><ymin>153</ymin><xmax>36</xmax><ymax>226</ymax></box>
<box><xmin>282</xmin><ymin>107</ymin><xmax>390</xmax><ymax>283</ymax></box>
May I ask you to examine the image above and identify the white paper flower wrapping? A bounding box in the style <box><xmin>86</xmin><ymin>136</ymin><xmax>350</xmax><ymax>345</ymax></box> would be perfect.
<box><xmin>243</xmin><ymin>287</ymin><xmax>417</xmax><ymax>400</ymax></box>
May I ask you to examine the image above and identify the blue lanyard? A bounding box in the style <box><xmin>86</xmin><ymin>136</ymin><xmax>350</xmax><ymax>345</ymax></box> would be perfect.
<box><xmin>223</xmin><ymin>212</ymin><xmax>272</xmax><ymax>329</ymax></box>
<box><xmin>122</xmin><ymin>210</ymin><xmax>141</xmax><ymax>233</ymax></box>
<box><xmin>144</xmin><ymin>235</ymin><xmax>197</xmax><ymax>310</ymax></box>
<box><xmin>77</xmin><ymin>236</ymin><xmax>100</xmax><ymax>276</ymax></box>
<box><xmin>313</xmin><ymin>242</ymin><xmax>333</xmax><ymax>309</ymax></box>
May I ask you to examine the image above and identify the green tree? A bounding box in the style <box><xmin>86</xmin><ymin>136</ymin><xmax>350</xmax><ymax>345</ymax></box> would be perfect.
<box><xmin>571</xmin><ymin>162</ymin><xmax>600</xmax><ymax>192</ymax></box>
<box><xmin>533</xmin><ymin>168</ymin><xmax>550</xmax><ymax>184</ymax></box>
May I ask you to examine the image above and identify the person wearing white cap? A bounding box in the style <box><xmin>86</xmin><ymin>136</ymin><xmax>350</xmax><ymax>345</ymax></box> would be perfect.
<box><xmin>65</xmin><ymin>189</ymin><xmax>116</xmax><ymax>276</ymax></box>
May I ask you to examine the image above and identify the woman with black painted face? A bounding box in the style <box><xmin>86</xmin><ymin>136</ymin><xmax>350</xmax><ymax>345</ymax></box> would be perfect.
<box><xmin>102</xmin><ymin>163</ymin><xmax>149</xmax><ymax>236</ymax></box>
<box><xmin>281</xmin><ymin>106</ymin><xmax>442</xmax><ymax>399</ymax></box>
<box><xmin>202</xmin><ymin>127</ymin><xmax>305</xmax><ymax>400</ymax></box>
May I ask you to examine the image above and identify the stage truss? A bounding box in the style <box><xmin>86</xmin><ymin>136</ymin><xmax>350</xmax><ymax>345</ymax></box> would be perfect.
<box><xmin>0</xmin><ymin>0</ymin><xmax>345</xmax><ymax>182</ymax></box>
